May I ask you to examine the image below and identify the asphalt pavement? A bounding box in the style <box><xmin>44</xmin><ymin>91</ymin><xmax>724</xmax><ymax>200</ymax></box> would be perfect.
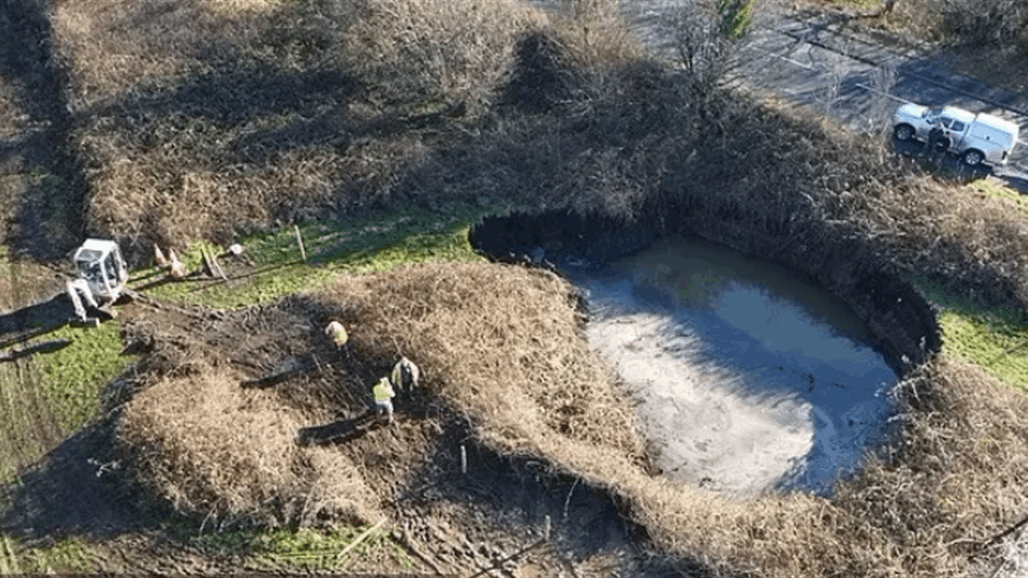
<box><xmin>736</xmin><ymin>14</ymin><xmax>1028</xmax><ymax>189</ymax></box>
<box><xmin>532</xmin><ymin>0</ymin><xmax>1028</xmax><ymax>192</ymax></box>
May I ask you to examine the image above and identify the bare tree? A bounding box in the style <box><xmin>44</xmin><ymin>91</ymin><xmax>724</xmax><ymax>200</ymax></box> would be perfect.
<box><xmin>661</xmin><ymin>1</ymin><xmax>753</xmax><ymax>90</ymax></box>
<box><xmin>866</xmin><ymin>61</ymin><xmax>897</xmax><ymax>136</ymax></box>
<box><xmin>819</xmin><ymin>52</ymin><xmax>846</xmax><ymax>120</ymax></box>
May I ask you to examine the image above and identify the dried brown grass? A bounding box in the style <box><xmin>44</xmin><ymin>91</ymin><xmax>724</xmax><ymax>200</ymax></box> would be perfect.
<box><xmin>51</xmin><ymin>0</ymin><xmax>560</xmax><ymax>257</ymax></box>
<box><xmin>886</xmin><ymin>0</ymin><xmax>1028</xmax><ymax>50</ymax></box>
<box><xmin>341</xmin><ymin>0</ymin><xmax>548</xmax><ymax>109</ymax></box>
<box><xmin>120</xmin><ymin>366</ymin><xmax>377</xmax><ymax>528</ymax></box>
<box><xmin>47</xmin><ymin>0</ymin><xmax>1028</xmax><ymax>573</ymax></box>
<box><xmin>116</xmin><ymin>262</ymin><xmax>645</xmax><ymax>529</ymax></box>
<box><xmin>833</xmin><ymin>357</ymin><xmax>1028</xmax><ymax>577</ymax></box>
<box><xmin>317</xmin><ymin>262</ymin><xmax>644</xmax><ymax>460</ymax></box>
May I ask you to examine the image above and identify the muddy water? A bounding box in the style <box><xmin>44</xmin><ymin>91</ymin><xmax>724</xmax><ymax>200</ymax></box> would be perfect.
<box><xmin>559</xmin><ymin>235</ymin><xmax>898</xmax><ymax>496</ymax></box>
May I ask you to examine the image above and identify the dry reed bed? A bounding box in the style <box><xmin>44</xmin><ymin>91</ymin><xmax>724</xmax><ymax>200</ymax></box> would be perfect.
<box><xmin>52</xmin><ymin>0</ymin><xmax>550</xmax><ymax>257</ymax></box>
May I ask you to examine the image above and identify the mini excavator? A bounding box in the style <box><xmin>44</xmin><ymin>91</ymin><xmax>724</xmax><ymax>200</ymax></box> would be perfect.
<box><xmin>65</xmin><ymin>238</ymin><xmax>130</xmax><ymax>324</ymax></box>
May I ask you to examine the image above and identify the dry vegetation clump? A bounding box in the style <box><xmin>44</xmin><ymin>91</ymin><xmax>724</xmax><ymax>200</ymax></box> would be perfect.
<box><xmin>52</xmin><ymin>0</ymin><xmax>556</xmax><ymax>259</ymax></box>
<box><xmin>834</xmin><ymin>357</ymin><xmax>1028</xmax><ymax>576</ymax></box>
<box><xmin>883</xmin><ymin>0</ymin><xmax>1028</xmax><ymax>50</ymax></box>
<box><xmin>120</xmin><ymin>367</ymin><xmax>378</xmax><ymax>528</ymax></box>
<box><xmin>115</xmin><ymin>262</ymin><xmax>644</xmax><ymax>529</ymax></box>
<box><xmin>340</xmin><ymin>0</ymin><xmax>548</xmax><ymax>110</ymax></box>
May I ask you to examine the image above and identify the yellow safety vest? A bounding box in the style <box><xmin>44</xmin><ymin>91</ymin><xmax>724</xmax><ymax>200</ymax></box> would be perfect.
<box><xmin>372</xmin><ymin>378</ymin><xmax>393</xmax><ymax>401</ymax></box>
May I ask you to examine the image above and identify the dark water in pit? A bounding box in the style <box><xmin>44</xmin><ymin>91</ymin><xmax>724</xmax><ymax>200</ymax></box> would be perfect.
<box><xmin>557</xmin><ymin>235</ymin><xmax>899</xmax><ymax>496</ymax></box>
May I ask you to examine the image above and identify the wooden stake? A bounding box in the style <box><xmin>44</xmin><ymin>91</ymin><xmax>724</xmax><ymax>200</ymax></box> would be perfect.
<box><xmin>294</xmin><ymin>224</ymin><xmax>307</xmax><ymax>262</ymax></box>
<box><xmin>201</xmin><ymin>248</ymin><xmax>215</xmax><ymax>278</ymax></box>
<box><xmin>209</xmin><ymin>250</ymin><xmax>226</xmax><ymax>280</ymax></box>
<box><xmin>335</xmin><ymin>518</ymin><xmax>387</xmax><ymax>563</ymax></box>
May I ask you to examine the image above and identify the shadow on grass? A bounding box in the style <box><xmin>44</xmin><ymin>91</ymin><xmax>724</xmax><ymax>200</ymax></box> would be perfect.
<box><xmin>0</xmin><ymin>339</ymin><xmax>72</xmax><ymax>363</ymax></box>
<box><xmin>0</xmin><ymin>418</ymin><xmax>170</xmax><ymax>542</ymax></box>
<box><xmin>1</xmin><ymin>0</ymin><xmax>88</xmax><ymax>261</ymax></box>
<box><xmin>0</xmin><ymin>295</ymin><xmax>72</xmax><ymax>348</ymax></box>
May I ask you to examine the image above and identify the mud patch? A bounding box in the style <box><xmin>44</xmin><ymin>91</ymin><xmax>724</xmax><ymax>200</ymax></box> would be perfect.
<box><xmin>586</xmin><ymin>311</ymin><xmax>816</xmax><ymax>494</ymax></box>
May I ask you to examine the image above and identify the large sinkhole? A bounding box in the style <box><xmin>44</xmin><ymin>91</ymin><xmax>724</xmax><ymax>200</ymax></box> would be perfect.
<box><xmin>471</xmin><ymin>211</ymin><xmax>939</xmax><ymax>496</ymax></box>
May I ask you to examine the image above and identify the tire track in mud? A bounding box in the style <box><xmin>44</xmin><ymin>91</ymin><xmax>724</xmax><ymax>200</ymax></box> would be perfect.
<box><xmin>0</xmin><ymin>0</ymin><xmax>88</xmax><ymax>261</ymax></box>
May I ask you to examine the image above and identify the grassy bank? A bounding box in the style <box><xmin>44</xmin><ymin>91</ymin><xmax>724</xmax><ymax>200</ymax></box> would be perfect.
<box><xmin>917</xmin><ymin>276</ymin><xmax>1028</xmax><ymax>391</ymax></box>
<box><xmin>145</xmin><ymin>203</ymin><xmax>492</xmax><ymax>308</ymax></box>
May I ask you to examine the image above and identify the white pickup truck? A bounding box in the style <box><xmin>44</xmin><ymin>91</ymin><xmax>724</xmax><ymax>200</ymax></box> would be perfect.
<box><xmin>892</xmin><ymin>103</ymin><xmax>1019</xmax><ymax>167</ymax></box>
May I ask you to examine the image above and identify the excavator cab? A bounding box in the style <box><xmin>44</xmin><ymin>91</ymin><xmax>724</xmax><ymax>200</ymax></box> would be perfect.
<box><xmin>72</xmin><ymin>239</ymin><xmax>128</xmax><ymax>303</ymax></box>
<box><xmin>66</xmin><ymin>239</ymin><xmax>129</xmax><ymax>324</ymax></box>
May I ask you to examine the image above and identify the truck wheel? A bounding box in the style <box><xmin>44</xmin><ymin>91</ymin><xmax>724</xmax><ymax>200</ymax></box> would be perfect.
<box><xmin>893</xmin><ymin>124</ymin><xmax>915</xmax><ymax>141</ymax></box>
<box><xmin>962</xmin><ymin>149</ymin><xmax>984</xmax><ymax>167</ymax></box>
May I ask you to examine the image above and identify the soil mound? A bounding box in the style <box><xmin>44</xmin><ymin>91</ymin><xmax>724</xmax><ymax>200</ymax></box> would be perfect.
<box><xmin>116</xmin><ymin>261</ymin><xmax>643</xmax><ymax>528</ymax></box>
<box><xmin>118</xmin><ymin>297</ymin><xmax>385</xmax><ymax>528</ymax></box>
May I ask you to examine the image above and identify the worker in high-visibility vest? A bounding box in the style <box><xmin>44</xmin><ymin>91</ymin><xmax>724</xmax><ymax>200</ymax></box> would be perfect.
<box><xmin>390</xmin><ymin>356</ymin><xmax>420</xmax><ymax>392</ymax></box>
<box><xmin>372</xmin><ymin>376</ymin><xmax>396</xmax><ymax>424</ymax></box>
<box><xmin>325</xmin><ymin>320</ymin><xmax>348</xmax><ymax>348</ymax></box>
